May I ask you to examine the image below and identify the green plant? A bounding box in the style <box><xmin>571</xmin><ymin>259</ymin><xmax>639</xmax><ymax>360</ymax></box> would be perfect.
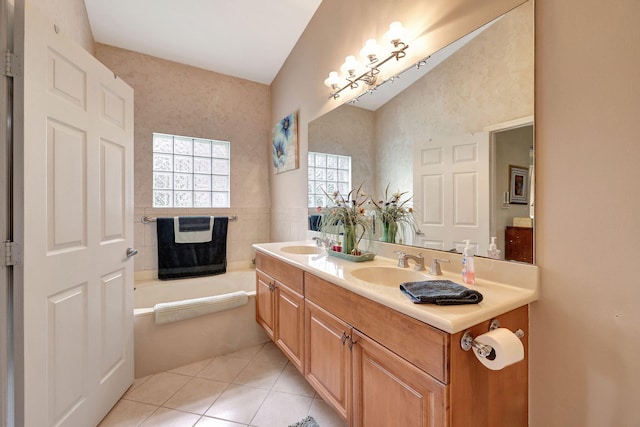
<box><xmin>318</xmin><ymin>183</ymin><xmax>373</xmax><ymax>255</ymax></box>
<box><xmin>370</xmin><ymin>184</ymin><xmax>418</xmax><ymax>243</ymax></box>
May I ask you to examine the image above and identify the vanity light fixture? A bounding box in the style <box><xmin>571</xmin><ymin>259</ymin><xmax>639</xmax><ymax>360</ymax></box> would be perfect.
<box><xmin>324</xmin><ymin>21</ymin><xmax>410</xmax><ymax>100</ymax></box>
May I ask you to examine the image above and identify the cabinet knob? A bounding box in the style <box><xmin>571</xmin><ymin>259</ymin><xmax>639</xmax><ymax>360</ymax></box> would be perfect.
<box><xmin>341</xmin><ymin>331</ymin><xmax>348</xmax><ymax>345</ymax></box>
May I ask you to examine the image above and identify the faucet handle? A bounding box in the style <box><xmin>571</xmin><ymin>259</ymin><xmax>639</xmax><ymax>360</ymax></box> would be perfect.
<box><xmin>429</xmin><ymin>258</ymin><xmax>450</xmax><ymax>276</ymax></box>
<box><xmin>394</xmin><ymin>251</ymin><xmax>408</xmax><ymax>268</ymax></box>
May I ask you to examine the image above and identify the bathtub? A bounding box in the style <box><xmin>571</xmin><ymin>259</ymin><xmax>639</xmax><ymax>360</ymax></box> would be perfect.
<box><xmin>134</xmin><ymin>268</ymin><xmax>269</xmax><ymax>378</ymax></box>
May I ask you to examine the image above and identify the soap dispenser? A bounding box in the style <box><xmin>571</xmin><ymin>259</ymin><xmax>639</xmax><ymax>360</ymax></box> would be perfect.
<box><xmin>487</xmin><ymin>237</ymin><xmax>501</xmax><ymax>260</ymax></box>
<box><xmin>462</xmin><ymin>240</ymin><xmax>475</xmax><ymax>285</ymax></box>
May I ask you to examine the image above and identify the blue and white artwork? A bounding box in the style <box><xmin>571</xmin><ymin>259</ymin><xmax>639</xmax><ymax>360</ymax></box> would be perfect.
<box><xmin>272</xmin><ymin>112</ymin><xmax>298</xmax><ymax>174</ymax></box>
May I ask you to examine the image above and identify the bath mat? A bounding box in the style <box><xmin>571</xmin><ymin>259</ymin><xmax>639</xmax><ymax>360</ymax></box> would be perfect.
<box><xmin>289</xmin><ymin>416</ymin><xmax>320</xmax><ymax>427</ymax></box>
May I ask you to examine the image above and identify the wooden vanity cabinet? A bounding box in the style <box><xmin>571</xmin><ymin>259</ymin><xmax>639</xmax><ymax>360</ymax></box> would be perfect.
<box><xmin>305</xmin><ymin>272</ymin><xmax>447</xmax><ymax>426</ymax></box>
<box><xmin>255</xmin><ymin>254</ymin><xmax>305</xmax><ymax>372</ymax></box>
<box><xmin>255</xmin><ymin>252</ymin><xmax>528</xmax><ymax>426</ymax></box>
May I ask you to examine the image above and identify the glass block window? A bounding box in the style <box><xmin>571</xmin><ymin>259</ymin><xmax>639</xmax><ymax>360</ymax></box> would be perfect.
<box><xmin>152</xmin><ymin>133</ymin><xmax>230</xmax><ymax>208</ymax></box>
<box><xmin>307</xmin><ymin>152</ymin><xmax>352</xmax><ymax>208</ymax></box>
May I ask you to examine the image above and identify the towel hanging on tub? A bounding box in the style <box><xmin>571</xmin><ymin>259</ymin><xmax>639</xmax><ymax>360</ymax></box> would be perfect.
<box><xmin>156</xmin><ymin>216</ymin><xmax>228</xmax><ymax>280</ymax></box>
<box><xmin>153</xmin><ymin>291</ymin><xmax>249</xmax><ymax>324</ymax></box>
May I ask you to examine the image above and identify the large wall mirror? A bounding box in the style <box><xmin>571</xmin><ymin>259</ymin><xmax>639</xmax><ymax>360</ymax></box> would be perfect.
<box><xmin>308</xmin><ymin>1</ymin><xmax>535</xmax><ymax>263</ymax></box>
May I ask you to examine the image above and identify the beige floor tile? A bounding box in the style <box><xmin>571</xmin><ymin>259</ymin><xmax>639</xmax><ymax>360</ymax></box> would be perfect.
<box><xmin>122</xmin><ymin>375</ymin><xmax>152</xmax><ymax>399</ymax></box>
<box><xmin>195</xmin><ymin>416</ymin><xmax>248</xmax><ymax>426</ymax></box>
<box><xmin>197</xmin><ymin>356</ymin><xmax>251</xmax><ymax>382</ymax></box>
<box><xmin>168</xmin><ymin>358</ymin><xmax>212</xmax><ymax>377</ymax></box>
<box><xmin>308</xmin><ymin>397</ymin><xmax>348</xmax><ymax>427</ymax></box>
<box><xmin>163</xmin><ymin>377</ymin><xmax>229</xmax><ymax>415</ymax></box>
<box><xmin>124</xmin><ymin>372</ymin><xmax>191</xmax><ymax>406</ymax></box>
<box><xmin>251</xmin><ymin>342</ymin><xmax>289</xmax><ymax>367</ymax></box>
<box><xmin>98</xmin><ymin>399</ymin><xmax>157</xmax><ymax>427</ymax></box>
<box><xmin>138</xmin><ymin>407</ymin><xmax>202</xmax><ymax>427</ymax></box>
<box><xmin>205</xmin><ymin>384</ymin><xmax>269</xmax><ymax>424</ymax></box>
<box><xmin>250</xmin><ymin>390</ymin><xmax>313</xmax><ymax>427</ymax></box>
<box><xmin>271</xmin><ymin>366</ymin><xmax>316</xmax><ymax>397</ymax></box>
<box><xmin>223</xmin><ymin>343</ymin><xmax>265</xmax><ymax>360</ymax></box>
<box><xmin>233</xmin><ymin>361</ymin><xmax>285</xmax><ymax>390</ymax></box>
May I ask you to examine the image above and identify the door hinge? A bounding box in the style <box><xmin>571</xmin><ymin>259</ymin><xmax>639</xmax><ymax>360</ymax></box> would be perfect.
<box><xmin>2</xmin><ymin>49</ymin><xmax>22</xmax><ymax>78</ymax></box>
<box><xmin>3</xmin><ymin>241</ymin><xmax>22</xmax><ymax>266</ymax></box>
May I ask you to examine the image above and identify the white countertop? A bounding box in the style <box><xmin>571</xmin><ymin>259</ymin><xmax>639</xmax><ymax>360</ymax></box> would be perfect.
<box><xmin>253</xmin><ymin>241</ymin><xmax>539</xmax><ymax>334</ymax></box>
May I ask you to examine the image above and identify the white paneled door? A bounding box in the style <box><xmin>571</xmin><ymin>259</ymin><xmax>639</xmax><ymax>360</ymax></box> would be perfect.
<box><xmin>17</xmin><ymin>3</ymin><xmax>134</xmax><ymax>426</ymax></box>
<box><xmin>414</xmin><ymin>132</ymin><xmax>490</xmax><ymax>254</ymax></box>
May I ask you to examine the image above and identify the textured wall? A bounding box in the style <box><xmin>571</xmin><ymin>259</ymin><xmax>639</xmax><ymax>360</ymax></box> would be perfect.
<box><xmin>308</xmin><ymin>105</ymin><xmax>376</xmax><ymax>197</ymax></box>
<box><xmin>95</xmin><ymin>44</ymin><xmax>272</xmax><ymax>271</ymax></box>
<box><xmin>532</xmin><ymin>0</ymin><xmax>640</xmax><ymax>425</ymax></box>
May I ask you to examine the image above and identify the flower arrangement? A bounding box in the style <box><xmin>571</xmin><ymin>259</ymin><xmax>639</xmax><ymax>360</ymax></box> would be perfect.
<box><xmin>370</xmin><ymin>184</ymin><xmax>418</xmax><ymax>243</ymax></box>
<box><xmin>318</xmin><ymin>183</ymin><xmax>373</xmax><ymax>255</ymax></box>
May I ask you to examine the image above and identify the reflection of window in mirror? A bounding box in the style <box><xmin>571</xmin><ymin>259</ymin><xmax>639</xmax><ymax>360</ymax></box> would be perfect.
<box><xmin>307</xmin><ymin>152</ymin><xmax>351</xmax><ymax>208</ymax></box>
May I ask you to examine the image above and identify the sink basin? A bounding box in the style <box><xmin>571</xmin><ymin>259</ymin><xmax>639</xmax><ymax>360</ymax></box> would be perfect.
<box><xmin>351</xmin><ymin>267</ymin><xmax>428</xmax><ymax>286</ymax></box>
<box><xmin>280</xmin><ymin>245</ymin><xmax>324</xmax><ymax>255</ymax></box>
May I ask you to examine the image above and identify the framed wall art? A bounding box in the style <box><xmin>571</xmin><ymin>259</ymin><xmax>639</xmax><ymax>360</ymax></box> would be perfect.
<box><xmin>272</xmin><ymin>112</ymin><xmax>299</xmax><ymax>174</ymax></box>
<box><xmin>509</xmin><ymin>165</ymin><xmax>529</xmax><ymax>204</ymax></box>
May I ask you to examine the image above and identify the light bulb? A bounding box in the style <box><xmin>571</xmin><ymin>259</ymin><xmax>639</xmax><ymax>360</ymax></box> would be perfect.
<box><xmin>340</xmin><ymin>55</ymin><xmax>359</xmax><ymax>77</ymax></box>
<box><xmin>385</xmin><ymin>21</ymin><xmax>407</xmax><ymax>45</ymax></box>
<box><xmin>324</xmin><ymin>71</ymin><xmax>340</xmax><ymax>89</ymax></box>
<box><xmin>359</xmin><ymin>39</ymin><xmax>380</xmax><ymax>64</ymax></box>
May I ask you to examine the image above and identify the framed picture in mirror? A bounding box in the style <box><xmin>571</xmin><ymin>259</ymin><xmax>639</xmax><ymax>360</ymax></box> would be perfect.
<box><xmin>509</xmin><ymin>165</ymin><xmax>529</xmax><ymax>204</ymax></box>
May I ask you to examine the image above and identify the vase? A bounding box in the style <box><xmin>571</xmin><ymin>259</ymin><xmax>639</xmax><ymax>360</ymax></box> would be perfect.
<box><xmin>381</xmin><ymin>220</ymin><xmax>397</xmax><ymax>243</ymax></box>
<box><xmin>343</xmin><ymin>224</ymin><xmax>357</xmax><ymax>255</ymax></box>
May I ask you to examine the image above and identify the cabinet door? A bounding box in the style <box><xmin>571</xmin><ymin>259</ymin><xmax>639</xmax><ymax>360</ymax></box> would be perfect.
<box><xmin>275</xmin><ymin>282</ymin><xmax>305</xmax><ymax>372</ymax></box>
<box><xmin>305</xmin><ymin>300</ymin><xmax>352</xmax><ymax>422</ymax></box>
<box><xmin>256</xmin><ymin>270</ymin><xmax>275</xmax><ymax>340</ymax></box>
<box><xmin>505</xmin><ymin>226</ymin><xmax>533</xmax><ymax>263</ymax></box>
<box><xmin>352</xmin><ymin>330</ymin><xmax>447</xmax><ymax>427</ymax></box>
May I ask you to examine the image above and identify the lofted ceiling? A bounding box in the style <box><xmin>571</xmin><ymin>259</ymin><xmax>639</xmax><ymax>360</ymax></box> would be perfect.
<box><xmin>84</xmin><ymin>0</ymin><xmax>323</xmax><ymax>85</ymax></box>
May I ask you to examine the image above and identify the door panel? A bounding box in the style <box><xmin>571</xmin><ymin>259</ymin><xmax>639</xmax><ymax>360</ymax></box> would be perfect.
<box><xmin>256</xmin><ymin>271</ymin><xmax>275</xmax><ymax>339</ymax></box>
<box><xmin>415</xmin><ymin>132</ymin><xmax>489</xmax><ymax>253</ymax></box>
<box><xmin>304</xmin><ymin>300</ymin><xmax>351</xmax><ymax>422</ymax></box>
<box><xmin>275</xmin><ymin>284</ymin><xmax>304</xmax><ymax>371</ymax></box>
<box><xmin>18</xmin><ymin>3</ymin><xmax>134</xmax><ymax>425</ymax></box>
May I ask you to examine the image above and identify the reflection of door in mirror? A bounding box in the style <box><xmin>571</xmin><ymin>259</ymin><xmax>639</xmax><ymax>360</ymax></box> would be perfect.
<box><xmin>413</xmin><ymin>132</ymin><xmax>489</xmax><ymax>254</ymax></box>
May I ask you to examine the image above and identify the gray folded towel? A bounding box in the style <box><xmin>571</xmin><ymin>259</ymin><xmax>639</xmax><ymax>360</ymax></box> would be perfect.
<box><xmin>399</xmin><ymin>280</ymin><xmax>483</xmax><ymax>305</ymax></box>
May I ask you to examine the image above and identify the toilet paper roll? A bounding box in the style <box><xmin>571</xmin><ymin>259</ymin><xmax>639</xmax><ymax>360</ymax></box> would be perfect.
<box><xmin>472</xmin><ymin>327</ymin><xmax>524</xmax><ymax>370</ymax></box>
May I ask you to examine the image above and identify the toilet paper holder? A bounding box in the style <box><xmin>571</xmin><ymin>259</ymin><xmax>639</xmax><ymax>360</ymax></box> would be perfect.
<box><xmin>461</xmin><ymin>319</ymin><xmax>525</xmax><ymax>358</ymax></box>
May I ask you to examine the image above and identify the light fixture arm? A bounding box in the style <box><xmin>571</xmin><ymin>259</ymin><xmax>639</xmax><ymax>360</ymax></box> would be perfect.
<box><xmin>328</xmin><ymin>42</ymin><xmax>409</xmax><ymax>100</ymax></box>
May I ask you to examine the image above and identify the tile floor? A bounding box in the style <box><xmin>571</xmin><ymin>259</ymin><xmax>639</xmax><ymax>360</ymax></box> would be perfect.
<box><xmin>99</xmin><ymin>342</ymin><xmax>347</xmax><ymax>427</ymax></box>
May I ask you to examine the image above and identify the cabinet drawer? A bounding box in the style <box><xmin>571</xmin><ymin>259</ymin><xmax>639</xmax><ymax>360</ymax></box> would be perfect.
<box><xmin>305</xmin><ymin>273</ymin><xmax>448</xmax><ymax>383</ymax></box>
<box><xmin>255</xmin><ymin>252</ymin><xmax>304</xmax><ymax>294</ymax></box>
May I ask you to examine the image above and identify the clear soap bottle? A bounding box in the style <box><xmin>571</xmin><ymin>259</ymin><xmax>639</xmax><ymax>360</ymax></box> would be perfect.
<box><xmin>462</xmin><ymin>240</ymin><xmax>475</xmax><ymax>285</ymax></box>
<box><xmin>487</xmin><ymin>236</ymin><xmax>501</xmax><ymax>260</ymax></box>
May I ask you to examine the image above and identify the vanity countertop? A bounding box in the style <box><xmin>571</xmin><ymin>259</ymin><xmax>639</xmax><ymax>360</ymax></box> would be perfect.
<box><xmin>253</xmin><ymin>241</ymin><xmax>539</xmax><ymax>334</ymax></box>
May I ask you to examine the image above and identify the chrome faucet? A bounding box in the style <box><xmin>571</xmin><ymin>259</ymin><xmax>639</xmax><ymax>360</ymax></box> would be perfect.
<box><xmin>312</xmin><ymin>236</ymin><xmax>332</xmax><ymax>248</ymax></box>
<box><xmin>395</xmin><ymin>251</ymin><xmax>426</xmax><ymax>271</ymax></box>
